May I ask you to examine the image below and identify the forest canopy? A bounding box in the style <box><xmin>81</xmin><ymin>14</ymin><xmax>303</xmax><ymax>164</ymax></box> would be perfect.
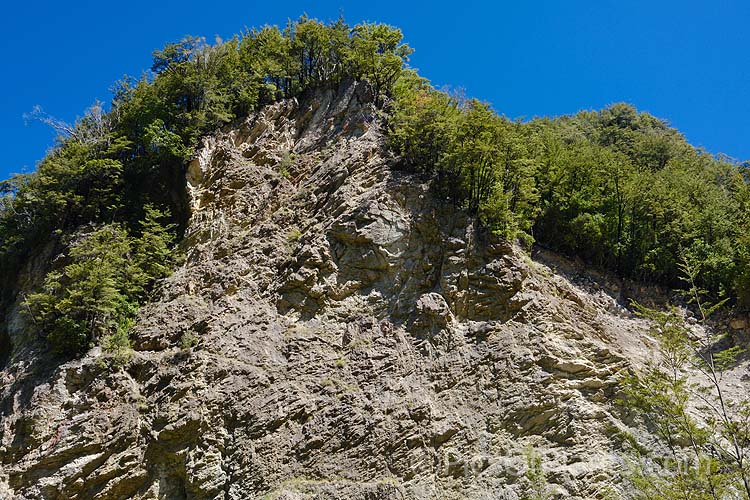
<box><xmin>389</xmin><ymin>74</ymin><xmax>750</xmax><ymax>304</ymax></box>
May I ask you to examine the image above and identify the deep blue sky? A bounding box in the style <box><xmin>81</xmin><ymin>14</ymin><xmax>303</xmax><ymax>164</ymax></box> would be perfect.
<box><xmin>2</xmin><ymin>0</ymin><xmax>748</xmax><ymax>179</ymax></box>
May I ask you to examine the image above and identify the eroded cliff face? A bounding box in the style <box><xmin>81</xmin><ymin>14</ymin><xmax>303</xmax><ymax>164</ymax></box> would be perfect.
<box><xmin>0</xmin><ymin>81</ymin><xmax>674</xmax><ymax>499</ymax></box>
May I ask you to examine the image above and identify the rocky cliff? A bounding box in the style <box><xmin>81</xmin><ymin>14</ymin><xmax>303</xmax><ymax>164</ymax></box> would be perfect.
<box><xmin>0</xmin><ymin>81</ymin><xmax>706</xmax><ymax>499</ymax></box>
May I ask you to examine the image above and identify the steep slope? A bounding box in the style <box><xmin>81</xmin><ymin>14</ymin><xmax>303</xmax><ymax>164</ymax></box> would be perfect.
<box><xmin>0</xmin><ymin>80</ymin><xmax>682</xmax><ymax>499</ymax></box>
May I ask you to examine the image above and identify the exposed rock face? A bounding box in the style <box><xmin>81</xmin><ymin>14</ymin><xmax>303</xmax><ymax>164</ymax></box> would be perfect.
<box><xmin>0</xmin><ymin>81</ymin><xmax>664</xmax><ymax>499</ymax></box>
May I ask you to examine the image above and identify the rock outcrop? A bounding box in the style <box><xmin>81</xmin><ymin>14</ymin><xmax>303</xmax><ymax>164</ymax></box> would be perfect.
<box><xmin>0</xmin><ymin>81</ymin><xmax>686</xmax><ymax>499</ymax></box>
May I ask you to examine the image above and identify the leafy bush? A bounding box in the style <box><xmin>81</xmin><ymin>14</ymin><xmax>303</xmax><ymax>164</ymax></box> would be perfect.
<box><xmin>101</xmin><ymin>317</ymin><xmax>134</xmax><ymax>367</ymax></box>
<box><xmin>23</xmin><ymin>212</ymin><xmax>175</xmax><ymax>356</ymax></box>
<box><xmin>179</xmin><ymin>331</ymin><xmax>198</xmax><ymax>350</ymax></box>
<box><xmin>24</xmin><ymin>225</ymin><xmax>135</xmax><ymax>354</ymax></box>
<box><xmin>522</xmin><ymin>446</ymin><xmax>551</xmax><ymax>500</ymax></box>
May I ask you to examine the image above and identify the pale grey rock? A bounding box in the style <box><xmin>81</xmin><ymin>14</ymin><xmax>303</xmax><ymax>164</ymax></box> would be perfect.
<box><xmin>0</xmin><ymin>80</ymin><xmax>710</xmax><ymax>499</ymax></box>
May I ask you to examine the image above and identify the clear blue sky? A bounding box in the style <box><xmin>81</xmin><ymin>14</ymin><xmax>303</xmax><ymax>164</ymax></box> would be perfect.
<box><xmin>2</xmin><ymin>0</ymin><xmax>748</xmax><ymax>179</ymax></box>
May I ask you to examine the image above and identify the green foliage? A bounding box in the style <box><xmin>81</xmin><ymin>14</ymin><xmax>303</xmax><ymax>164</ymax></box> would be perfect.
<box><xmin>622</xmin><ymin>263</ymin><xmax>750</xmax><ymax>499</ymax></box>
<box><xmin>101</xmin><ymin>316</ymin><xmax>134</xmax><ymax>367</ymax></box>
<box><xmin>279</xmin><ymin>150</ymin><xmax>294</xmax><ymax>178</ymax></box>
<box><xmin>179</xmin><ymin>330</ymin><xmax>198</xmax><ymax>349</ymax></box>
<box><xmin>22</xmin><ymin>209</ymin><xmax>176</xmax><ymax>356</ymax></box>
<box><xmin>237</xmin><ymin>15</ymin><xmax>412</xmax><ymax>105</ymax></box>
<box><xmin>714</xmin><ymin>344</ymin><xmax>743</xmax><ymax>372</ymax></box>
<box><xmin>286</xmin><ymin>228</ymin><xmax>302</xmax><ymax>243</ymax></box>
<box><xmin>24</xmin><ymin>225</ymin><xmax>135</xmax><ymax>355</ymax></box>
<box><xmin>143</xmin><ymin>119</ymin><xmax>189</xmax><ymax>161</ymax></box>
<box><xmin>132</xmin><ymin>205</ymin><xmax>177</xmax><ymax>297</ymax></box>
<box><xmin>624</xmin><ymin>454</ymin><xmax>732</xmax><ymax>500</ymax></box>
<box><xmin>390</xmin><ymin>77</ymin><xmax>750</xmax><ymax>302</ymax></box>
<box><xmin>388</xmin><ymin>70</ymin><xmax>460</xmax><ymax>173</ymax></box>
<box><xmin>389</xmin><ymin>77</ymin><xmax>539</xmax><ymax>242</ymax></box>
<box><xmin>350</xmin><ymin>22</ymin><xmax>413</xmax><ymax>106</ymax></box>
<box><xmin>522</xmin><ymin>446</ymin><xmax>551</xmax><ymax>500</ymax></box>
<box><xmin>533</xmin><ymin>108</ymin><xmax>744</xmax><ymax>296</ymax></box>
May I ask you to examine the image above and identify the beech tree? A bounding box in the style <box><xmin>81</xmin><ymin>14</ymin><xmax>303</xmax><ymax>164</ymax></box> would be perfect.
<box><xmin>350</xmin><ymin>22</ymin><xmax>413</xmax><ymax>105</ymax></box>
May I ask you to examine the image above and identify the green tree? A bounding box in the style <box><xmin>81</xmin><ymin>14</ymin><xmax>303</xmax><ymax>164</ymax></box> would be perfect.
<box><xmin>350</xmin><ymin>22</ymin><xmax>413</xmax><ymax>106</ymax></box>
<box><xmin>24</xmin><ymin>225</ymin><xmax>136</xmax><ymax>355</ymax></box>
<box><xmin>389</xmin><ymin>70</ymin><xmax>460</xmax><ymax>173</ymax></box>
<box><xmin>623</xmin><ymin>259</ymin><xmax>750</xmax><ymax>499</ymax></box>
<box><xmin>132</xmin><ymin>205</ymin><xmax>177</xmax><ymax>297</ymax></box>
<box><xmin>240</xmin><ymin>24</ymin><xmax>292</xmax><ymax>101</ymax></box>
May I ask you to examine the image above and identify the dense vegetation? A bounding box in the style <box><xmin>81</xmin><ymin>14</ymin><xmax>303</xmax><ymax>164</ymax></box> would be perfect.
<box><xmin>23</xmin><ymin>208</ymin><xmax>175</xmax><ymax>355</ymax></box>
<box><xmin>0</xmin><ymin>16</ymin><xmax>412</xmax><ymax>356</ymax></box>
<box><xmin>389</xmin><ymin>73</ymin><xmax>750</xmax><ymax>305</ymax></box>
